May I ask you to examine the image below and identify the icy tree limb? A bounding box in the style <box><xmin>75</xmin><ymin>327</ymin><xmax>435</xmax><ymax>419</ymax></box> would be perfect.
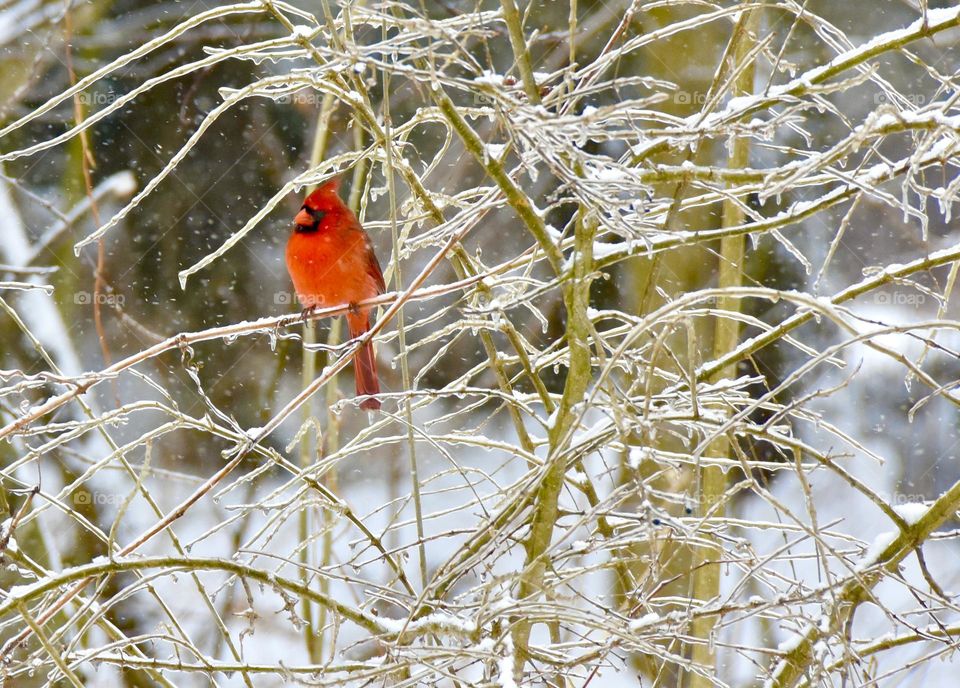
<box><xmin>511</xmin><ymin>181</ymin><xmax>597</xmax><ymax>678</ymax></box>
<box><xmin>687</xmin><ymin>8</ymin><xmax>760</xmax><ymax>687</ymax></box>
<box><xmin>766</xmin><ymin>477</ymin><xmax>960</xmax><ymax>688</ymax></box>
<box><xmin>499</xmin><ymin>0</ymin><xmax>541</xmax><ymax>105</ymax></box>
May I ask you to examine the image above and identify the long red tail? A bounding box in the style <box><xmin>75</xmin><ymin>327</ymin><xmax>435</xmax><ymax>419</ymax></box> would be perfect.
<box><xmin>347</xmin><ymin>312</ymin><xmax>381</xmax><ymax>410</ymax></box>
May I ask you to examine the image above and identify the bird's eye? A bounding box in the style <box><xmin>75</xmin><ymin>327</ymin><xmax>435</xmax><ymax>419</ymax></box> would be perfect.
<box><xmin>305</xmin><ymin>207</ymin><xmax>327</xmax><ymax>223</ymax></box>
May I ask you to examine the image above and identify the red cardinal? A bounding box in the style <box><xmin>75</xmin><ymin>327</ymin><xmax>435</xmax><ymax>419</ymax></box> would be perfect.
<box><xmin>286</xmin><ymin>178</ymin><xmax>385</xmax><ymax>410</ymax></box>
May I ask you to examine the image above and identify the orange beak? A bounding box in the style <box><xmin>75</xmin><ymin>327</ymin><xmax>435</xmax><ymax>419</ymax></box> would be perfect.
<box><xmin>294</xmin><ymin>208</ymin><xmax>313</xmax><ymax>227</ymax></box>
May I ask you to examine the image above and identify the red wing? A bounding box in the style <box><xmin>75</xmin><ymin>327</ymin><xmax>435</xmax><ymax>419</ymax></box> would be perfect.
<box><xmin>367</xmin><ymin>241</ymin><xmax>386</xmax><ymax>295</ymax></box>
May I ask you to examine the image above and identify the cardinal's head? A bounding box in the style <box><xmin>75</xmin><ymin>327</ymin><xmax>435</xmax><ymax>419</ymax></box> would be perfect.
<box><xmin>294</xmin><ymin>177</ymin><xmax>341</xmax><ymax>232</ymax></box>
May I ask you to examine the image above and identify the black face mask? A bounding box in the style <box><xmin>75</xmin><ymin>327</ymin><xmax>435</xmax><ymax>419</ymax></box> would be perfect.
<box><xmin>295</xmin><ymin>206</ymin><xmax>327</xmax><ymax>232</ymax></box>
